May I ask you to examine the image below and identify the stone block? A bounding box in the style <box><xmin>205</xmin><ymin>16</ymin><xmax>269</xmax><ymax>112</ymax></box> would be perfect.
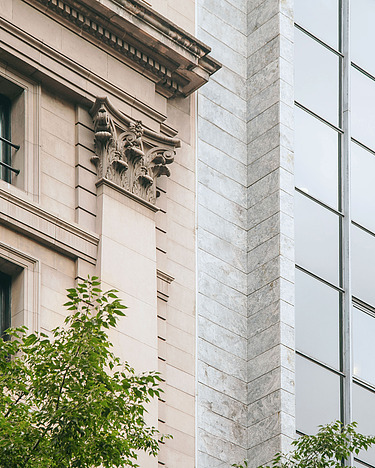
<box><xmin>198</xmin><ymin>271</ymin><xmax>247</xmax><ymax>316</ymax></box>
<box><xmin>198</xmin><ymin>205</ymin><xmax>247</xmax><ymax>250</ymax></box>
<box><xmin>198</xmin><ymin>293</ymin><xmax>247</xmax><ymax>337</ymax></box>
<box><xmin>199</xmin><ymin>249</ymin><xmax>247</xmax><ymax>294</ymax></box>
<box><xmin>199</xmin><ymin>117</ymin><xmax>247</xmax><ymax>165</ymax></box>
<box><xmin>200</xmin><ymin>77</ymin><xmax>247</xmax><ymax>122</ymax></box>
<box><xmin>198</xmin><ymin>228</ymin><xmax>247</xmax><ymax>272</ymax></box>
<box><xmin>199</xmin><ymin>95</ymin><xmax>247</xmax><ymax>144</ymax></box>
<box><xmin>198</xmin><ymin>315</ymin><xmax>247</xmax><ymax>360</ymax></box>
<box><xmin>198</xmin><ymin>160</ymin><xmax>247</xmax><ymax>206</ymax></box>
<box><xmin>198</xmin><ymin>139</ymin><xmax>247</xmax><ymax>186</ymax></box>
<box><xmin>198</xmin><ymin>361</ymin><xmax>247</xmax><ymax>404</ymax></box>
<box><xmin>198</xmin><ymin>337</ymin><xmax>247</xmax><ymax>381</ymax></box>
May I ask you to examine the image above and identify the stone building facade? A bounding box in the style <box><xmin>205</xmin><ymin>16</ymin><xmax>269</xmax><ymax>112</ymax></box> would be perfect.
<box><xmin>0</xmin><ymin>1</ymin><xmax>219</xmax><ymax>467</ymax></box>
<box><xmin>3</xmin><ymin>1</ymin><xmax>375</xmax><ymax>468</ymax></box>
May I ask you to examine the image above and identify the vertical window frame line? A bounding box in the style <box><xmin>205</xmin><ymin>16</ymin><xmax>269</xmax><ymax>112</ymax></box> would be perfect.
<box><xmin>0</xmin><ymin>94</ymin><xmax>11</xmax><ymax>184</ymax></box>
<box><xmin>0</xmin><ymin>271</ymin><xmax>11</xmax><ymax>339</ymax></box>
<box><xmin>341</xmin><ymin>2</ymin><xmax>353</xmax><ymax>465</ymax></box>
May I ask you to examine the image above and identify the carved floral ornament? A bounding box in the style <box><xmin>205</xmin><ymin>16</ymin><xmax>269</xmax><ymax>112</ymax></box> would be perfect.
<box><xmin>90</xmin><ymin>97</ymin><xmax>180</xmax><ymax>206</ymax></box>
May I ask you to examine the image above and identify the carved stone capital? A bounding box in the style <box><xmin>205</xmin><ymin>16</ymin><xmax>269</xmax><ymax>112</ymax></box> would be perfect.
<box><xmin>90</xmin><ymin>97</ymin><xmax>180</xmax><ymax>206</ymax></box>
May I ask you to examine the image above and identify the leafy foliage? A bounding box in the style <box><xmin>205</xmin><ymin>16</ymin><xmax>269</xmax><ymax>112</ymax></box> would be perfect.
<box><xmin>0</xmin><ymin>277</ymin><xmax>167</xmax><ymax>467</ymax></box>
<box><xmin>233</xmin><ymin>421</ymin><xmax>375</xmax><ymax>468</ymax></box>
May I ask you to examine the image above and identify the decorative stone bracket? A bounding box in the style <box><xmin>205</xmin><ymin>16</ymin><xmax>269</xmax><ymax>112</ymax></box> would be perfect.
<box><xmin>90</xmin><ymin>97</ymin><xmax>180</xmax><ymax>206</ymax></box>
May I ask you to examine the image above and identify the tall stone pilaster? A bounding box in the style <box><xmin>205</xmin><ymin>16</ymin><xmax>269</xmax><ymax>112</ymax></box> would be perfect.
<box><xmin>246</xmin><ymin>1</ymin><xmax>295</xmax><ymax>466</ymax></box>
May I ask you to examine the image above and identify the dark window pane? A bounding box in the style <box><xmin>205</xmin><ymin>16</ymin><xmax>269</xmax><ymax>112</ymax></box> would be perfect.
<box><xmin>295</xmin><ymin>192</ymin><xmax>340</xmax><ymax>286</ymax></box>
<box><xmin>352</xmin><ymin>225</ymin><xmax>375</xmax><ymax>307</ymax></box>
<box><xmin>0</xmin><ymin>272</ymin><xmax>11</xmax><ymax>338</ymax></box>
<box><xmin>296</xmin><ymin>355</ymin><xmax>341</xmax><ymax>435</ymax></box>
<box><xmin>295</xmin><ymin>29</ymin><xmax>339</xmax><ymax>125</ymax></box>
<box><xmin>351</xmin><ymin>142</ymin><xmax>375</xmax><ymax>234</ymax></box>
<box><xmin>295</xmin><ymin>107</ymin><xmax>339</xmax><ymax>209</ymax></box>
<box><xmin>353</xmin><ymin>384</ymin><xmax>375</xmax><ymax>466</ymax></box>
<box><xmin>0</xmin><ymin>94</ymin><xmax>11</xmax><ymax>183</ymax></box>
<box><xmin>352</xmin><ymin>0</ymin><xmax>375</xmax><ymax>77</ymax></box>
<box><xmin>353</xmin><ymin>306</ymin><xmax>375</xmax><ymax>386</ymax></box>
<box><xmin>352</xmin><ymin>68</ymin><xmax>375</xmax><ymax>151</ymax></box>
<box><xmin>295</xmin><ymin>0</ymin><xmax>338</xmax><ymax>50</ymax></box>
<box><xmin>295</xmin><ymin>269</ymin><xmax>340</xmax><ymax>369</ymax></box>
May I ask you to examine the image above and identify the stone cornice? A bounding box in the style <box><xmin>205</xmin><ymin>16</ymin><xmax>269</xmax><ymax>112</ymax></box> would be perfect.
<box><xmin>0</xmin><ymin>187</ymin><xmax>99</xmax><ymax>264</ymax></box>
<box><xmin>30</xmin><ymin>0</ymin><xmax>221</xmax><ymax>97</ymax></box>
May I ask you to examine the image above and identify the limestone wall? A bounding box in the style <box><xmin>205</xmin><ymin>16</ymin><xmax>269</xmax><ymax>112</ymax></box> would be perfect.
<box><xmin>197</xmin><ymin>0</ymin><xmax>296</xmax><ymax>466</ymax></box>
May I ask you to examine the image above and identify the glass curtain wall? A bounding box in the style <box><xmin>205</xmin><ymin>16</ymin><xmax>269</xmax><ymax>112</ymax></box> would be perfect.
<box><xmin>294</xmin><ymin>1</ymin><xmax>375</xmax><ymax>466</ymax></box>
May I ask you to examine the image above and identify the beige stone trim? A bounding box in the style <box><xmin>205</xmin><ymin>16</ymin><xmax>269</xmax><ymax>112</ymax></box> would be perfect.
<box><xmin>0</xmin><ymin>242</ymin><xmax>40</xmax><ymax>332</ymax></box>
<box><xmin>95</xmin><ymin>178</ymin><xmax>160</xmax><ymax>213</ymax></box>
<box><xmin>25</xmin><ymin>0</ymin><xmax>221</xmax><ymax>97</ymax></box>
<box><xmin>0</xmin><ymin>188</ymin><xmax>99</xmax><ymax>264</ymax></box>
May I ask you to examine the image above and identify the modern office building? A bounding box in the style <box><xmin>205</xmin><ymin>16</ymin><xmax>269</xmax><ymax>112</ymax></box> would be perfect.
<box><xmin>2</xmin><ymin>0</ymin><xmax>375</xmax><ymax>468</ymax></box>
<box><xmin>197</xmin><ymin>0</ymin><xmax>375</xmax><ymax>467</ymax></box>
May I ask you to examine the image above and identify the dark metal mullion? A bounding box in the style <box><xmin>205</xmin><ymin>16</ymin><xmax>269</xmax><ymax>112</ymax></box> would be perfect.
<box><xmin>295</xmin><ymin>101</ymin><xmax>343</xmax><ymax>133</ymax></box>
<box><xmin>352</xmin><ymin>220</ymin><xmax>375</xmax><ymax>239</ymax></box>
<box><xmin>352</xmin><ymin>137</ymin><xmax>375</xmax><ymax>157</ymax></box>
<box><xmin>295</xmin><ymin>187</ymin><xmax>344</xmax><ymax>217</ymax></box>
<box><xmin>0</xmin><ymin>161</ymin><xmax>20</xmax><ymax>175</ymax></box>
<box><xmin>294</xmin><ymin>22</ymin><xmax>344</xmax><ymax>58</ymax></box>
<box><xmin>296</xmin><ymin>350</ymin><xmax>344</xmax><ymax>378</ymax></box>
<box><xmin>0</xmin><ymin>136</ymin><xmax>20</xmax><ymax>151</ymax></box>
<box><xmin>295</xmin><ymin>264</ymin><xmax>344</xmax><ymax>293</ymax></box>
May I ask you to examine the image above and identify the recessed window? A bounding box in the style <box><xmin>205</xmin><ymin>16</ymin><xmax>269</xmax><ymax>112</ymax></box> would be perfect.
<box><xmin>0</xmin><ymin>68</ymin><xmax>39</xmax><ymax>197</ymax></box>
<box><xmin>0</xmin><ymin>95</ymin><xmax>11</xmax><ymax>183</ymax></box>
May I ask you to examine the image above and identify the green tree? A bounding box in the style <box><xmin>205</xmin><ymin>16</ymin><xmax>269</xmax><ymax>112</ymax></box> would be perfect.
<box><xmin>234</xmin><ymin>421</ymin><xmax>375</xmax><ymax>468</ymax></box>
<box><xmin>0</xmin><ymin>277</ymin><xmax>167</xmax><ymax>468</ymax></box>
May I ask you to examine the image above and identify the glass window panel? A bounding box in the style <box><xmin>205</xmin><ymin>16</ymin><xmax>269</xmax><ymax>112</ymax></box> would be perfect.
<box><xmin>353</xmin><ymin>384</ymin><xmax>375</xmax><ymax>466</ymax></box>
<box><xmin>295</xmin><ymin>107</ymin><xmax>339</xmax><ymax>209</ymax></box>
<box><xmin>296</xmin><ymin>355</ymin><xmax>341</xmax><ymax>435</ymax></box>
<box><xmin>295</xmin><ymin>269</ymin><xmax>340</xmax><ymax>369</ymax></box>
<box><xmin>352</xmin><ymin>225</ymin><xmax>375</xmax><ymax>307</ymax></box>
<box><xmin>352</xmin><ymin>142</ymin><xmax>375</xmax><ymax>234</ymax></box>
<box><xmin>295</xmin><ymin>192</ymin><xmax>340</xmax><ymax>286</ymax></box>
<box><xmin>351</xmin><ymin>0</ymin><xmax>375</xmax><ymax>77</ymax></box>
<box><xmin>353</xmin><ymin>306</ymin><xmax>375</xmax><ymax>386</ymax></box>
<box><xmin>295</xmin><ymin>29</ymin><xmax>339</xmax><ymax>125</ymax></box>
<box><xmin>352</xmin><ymin>68</ymin><xmax>375</xmax><ymax>151</ymax></box>
<box><xmin>295</xmin><ymin>0</ymin><xmax>338</xmax><ymax>50</ymax></box>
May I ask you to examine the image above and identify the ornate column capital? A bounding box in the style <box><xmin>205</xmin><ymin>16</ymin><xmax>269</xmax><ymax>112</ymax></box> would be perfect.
<box><xmin>90</xmin><ymin>97</ymin><xmax>180</xmax><ymax>206</ymax></box>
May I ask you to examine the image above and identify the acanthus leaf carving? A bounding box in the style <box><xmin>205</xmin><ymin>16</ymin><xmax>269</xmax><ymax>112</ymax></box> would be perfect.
<box><xmin>90</xmin><ymin>97</ymin><xmax>180</xmax><ymax>206</ymax></box>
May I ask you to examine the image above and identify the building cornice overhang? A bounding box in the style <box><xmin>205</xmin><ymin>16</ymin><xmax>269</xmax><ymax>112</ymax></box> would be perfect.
<box><xmin>31</xmin><ymin>0</ymin><xmax>222</xmax><ymax>97</ymax></box>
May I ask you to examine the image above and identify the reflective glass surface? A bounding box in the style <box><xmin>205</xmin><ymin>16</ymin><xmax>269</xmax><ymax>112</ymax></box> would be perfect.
<box><xmin>351</xmin><ymin>142</ymin><xmax>375</xmax><ymax>234</ymax></box>
<box><xmin>352</xmin><ymin>0</ymin><xmax>375</xmax><ymax>77</ymax></box>
<box><xmin>352</xmin><ymin>68</ymin><xmax>375</xmax><ymax>151</ymax></box>
<box><xmin>353</xmin><ymin>384</ymin><xmax>375</xmax><ymax>465</ymax></box>
<box><xmin>296</xmin><ymin>355</ymin><xmax>341</xmax><ymax>435</ymax></box>
<box><xmin>295</xmin><ymin>106</ymin><xmax>339</xmax><ymax>208</ymax></box>
<box><xmin>353</xmin><ymin>306</ymin><xmax>375</xmax><ymax>386</ymax></box>
<box><xmin>295</xmin><ymin>192</ymin><xmax>340</xmax><ymax>286</ymax></box>
<box><xmin>352</xmin><ymin>225</ymin><xmax>375</xmax><ymax>306</ymax></box>
<box><xmin>295</xmin><ymin>0</ymin><xmax>338</xmax><ymax>49</ymax></box>
<box><xmin>295</xmin><ymin>269</ymin><xmax>340</xmax><ymax>369</ymax></box>
<box><xmin>295</xmin><ymin>29</ymin><xmax>339</xmax><ymax>125</ymax></box>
